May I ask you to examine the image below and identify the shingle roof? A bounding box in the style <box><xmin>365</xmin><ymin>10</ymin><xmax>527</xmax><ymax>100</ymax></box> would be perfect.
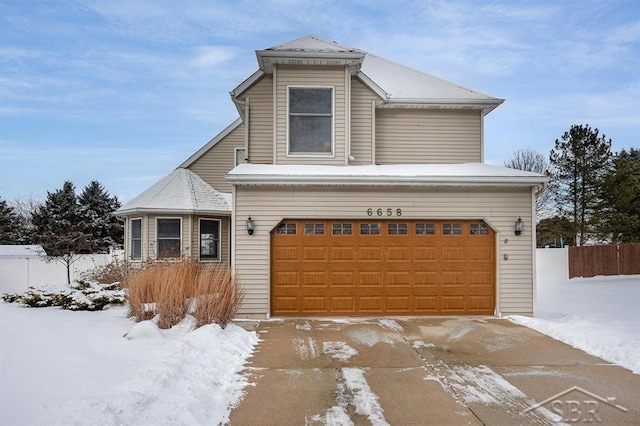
<box><xmin>117</xmin><ymin>168</ymin><xmax>231</xmax><ymax>216</ymax></box>
<box><xmin>249</xmin><ymin>35</ymin><xmax>502</xmax><ymax>109</ymax></box>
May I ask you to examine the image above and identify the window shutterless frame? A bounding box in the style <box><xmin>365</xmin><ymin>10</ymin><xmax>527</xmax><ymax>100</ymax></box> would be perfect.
<box><xmin>286</xmin><ymin>86</ymin><xmax>334</xmax><ymax>157</ymax></box>
<box><xmin>156</xmin><ymin>217</ymin><xmax>182</xmax><ymax>259</ymax></box>
<box><xmin>234</xmin><ymin>147</ymin><xmax>246</xmax><ymax>166</ymax></box>
<box><xmin>130</xmin><ymin>218</ymin><xmax>142</xmax><ymax>260</ymax></box>
<box><xmin>199</xmin><ymin>218</ymin><xmax>221</xmax><ymax>262</ymax></box>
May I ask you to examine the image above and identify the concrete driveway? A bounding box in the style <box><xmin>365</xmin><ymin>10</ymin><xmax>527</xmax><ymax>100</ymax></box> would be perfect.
<box><xmin>228</xmin><ymin>318</ymin><xmax>640</xmax><ymax>425</ymax></box>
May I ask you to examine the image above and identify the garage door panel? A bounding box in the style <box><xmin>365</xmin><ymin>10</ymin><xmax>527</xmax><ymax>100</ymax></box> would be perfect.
<box><xmin>330</xmin><ymin>296</ymin><xmax>355</xmax><ymax>312</ymax></box>
<box><xmin>302</xmin><ymin>271</ymin><xmax>328</xmax><ymax>286</ymax></box>
<box><xmin>358</xmin><ymin>246</ymin><xmax>383</xmax><ymax>261</ymax></box>
<box><xmin>330</xmin><ymin>246</ymin><xmax>355</xmax><ymax>261</ymax></box>
<box><xmin>359</xmin><ymin>296</ymin><xmax>384</xmax><ymax>313</ymax></box>
<box><xmin>271</xmin><ymin>219</ymin><xmax>495</xmax><ymax>316</ymax></box>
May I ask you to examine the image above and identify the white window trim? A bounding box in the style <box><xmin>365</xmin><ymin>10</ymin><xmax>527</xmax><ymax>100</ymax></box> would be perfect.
<box><xmin>199</xmin><ymin>218</ymin><xmax>222</xmax><ymax>262</ymax></box>
<box><xmin>130</xmin><ymin>217</ymin><xmax>143</xmax><ymax>261</ymax></box>
<box><xmin>234</xmin><ymin>147</ymin><xmax>246</xmax><ymax>166</ymax></box>
<box><xmin>286</xmin><ymin>85</ymin><xmax>335</xmax><ymax>158</ymax></box>
<box><xmin>156</xmin><ymin>217</ymin><xmax>182</xmax><ymax>259</ymax></box>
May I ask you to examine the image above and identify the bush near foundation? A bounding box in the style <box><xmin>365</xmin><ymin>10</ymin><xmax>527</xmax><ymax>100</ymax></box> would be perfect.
<box><xmin>122</xmin><ymin>260</ymin><xmax>243</xmax><ymax>329</ymax></box>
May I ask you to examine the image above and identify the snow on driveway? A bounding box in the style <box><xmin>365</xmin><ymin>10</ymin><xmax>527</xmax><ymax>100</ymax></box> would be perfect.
<box><xmin>509</xmin><ymin>274</ymin><xmax>640</xmax><ymax>374</ymax></box>
<box><xmin>0</xmin><ymin>303</ymin><xmax>258</xmax><ymax>425</ymax></box>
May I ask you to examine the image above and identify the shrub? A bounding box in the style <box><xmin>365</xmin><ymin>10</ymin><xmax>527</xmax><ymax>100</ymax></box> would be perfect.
<box><xmin>2</xmin><ymin>281</ymin><xmax>126</xmax><ymax>311</ymax></box>
<box><xmin>122</xmin><ymin>260</ymin><xmax>243</xmax><ymax>329</ymax></box>
<box><xmin>80</xmin><ymin>259</ymin><xmax>136</xmax><ymax>285</ymax></box>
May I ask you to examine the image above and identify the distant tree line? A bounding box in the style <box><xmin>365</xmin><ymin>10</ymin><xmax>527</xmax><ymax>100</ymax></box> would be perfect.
<box><xmin>1</xmin><ymin>181</ymin><xmax>123</xmax><ymax>282</ymax></box>
<box><xmin>506</xmin><ymin>124</ymin><xmax>639</xmax><ymax>246</ymax></box>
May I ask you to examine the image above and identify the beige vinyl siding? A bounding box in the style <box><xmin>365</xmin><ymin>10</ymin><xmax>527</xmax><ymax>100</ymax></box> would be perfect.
<box><xmin>187</xmin><ymin>124</ymin><xmax>245</xmax><ymax>192</ymax></box>
<box><xmin>232</xmin><ymin>186</ymin><xmax>535</xmax><ymax>318</ymax></box>
<box><xmin>275</xmin><ymin>66</ymin><xmax>346</xmax><ymax>165</ymax></box>
<box><xmin>375</xmin><ymin>109</ymin><xmax>482</xmax><ymax>164</ymax></box>
<box><xmin>350</xmin><ymin>78</ymin><xmax>380</xmax><ymax>165</ymax></box>
<box><xmin>191</xmin><ymin>216</ymin><xmax>231</xmax><ymax>264</ymax></box>
<box><xmin>243</xmin><ymin>75</ymin><xmax>273</xmax><ymax>164</ymax></box>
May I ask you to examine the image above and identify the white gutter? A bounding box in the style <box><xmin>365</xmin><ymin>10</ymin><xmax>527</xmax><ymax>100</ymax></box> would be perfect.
<box><xmin>116</xmin><ymin>208</ymin><xmax>232</xmax><ymax>216</ymax></box>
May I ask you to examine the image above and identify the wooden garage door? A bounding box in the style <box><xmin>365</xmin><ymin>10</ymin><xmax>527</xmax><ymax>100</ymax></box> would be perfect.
<box><xmin>271</xmin><ymin>220</ymin><xmax>495</xmax><ymax>316</ymax></box>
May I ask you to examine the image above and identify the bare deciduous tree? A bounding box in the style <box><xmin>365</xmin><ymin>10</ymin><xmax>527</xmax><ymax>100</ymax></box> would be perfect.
<box><xmin>504</xmin><ymin>148</ymin><xmax>553</xmax><ymax>219</ymax></box>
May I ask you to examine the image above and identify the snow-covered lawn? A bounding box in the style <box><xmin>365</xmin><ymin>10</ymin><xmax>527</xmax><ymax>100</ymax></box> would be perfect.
<box><xmin>0</xmin><ymin>303</ymin><xmax>258</xmax><ymax>425</ymax></box>
<box><xmin>509</xmin><ymin>274</ymin><xmax>640</xmax><ymax>374</ymax></box>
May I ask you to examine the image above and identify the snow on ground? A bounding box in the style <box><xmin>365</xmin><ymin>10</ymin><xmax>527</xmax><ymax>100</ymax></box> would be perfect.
<box><xmin>0</xmin><ymin>302</ymin><xmax>258</xmax><ymax>425</ymax></box>
<box><xmin>509</xmin><ymin>274</ymin><xmax>640</xmax><ymax>374</ymax></box>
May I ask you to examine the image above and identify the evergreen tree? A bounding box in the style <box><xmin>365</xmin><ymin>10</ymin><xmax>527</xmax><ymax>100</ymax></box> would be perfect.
<box><xmin>32</xmin><ymin>181</ymin><xmax>90</xmax><ymax>284</ymax></box>
<box><xmin>78</xmin><ymin>181</ymin><xmax>123</xmax><ymax>253</ymax></box>
<box><xmin>597</xmin><ymin>149</ymin><xmax>640</xmax><ymax>242</ymax></box>
<box><xmin>0</xmin><ymin>197</ymin><xmax>23</xmax><ymax>244</ymax></box>
<box><xmin>536</xmin><ymin>216</ymin><xmax>576</xmax><ymax>247</ymax></box>
<box><xmin>549</xmin><ymin>124</ymin><xmax>612</xmax><ymax>245</ymax></box>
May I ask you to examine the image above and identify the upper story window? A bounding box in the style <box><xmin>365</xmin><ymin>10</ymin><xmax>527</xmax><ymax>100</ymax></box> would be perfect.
<box><xmin>288</xmin><ymin>87</ymin><xmax>333</xmax><ymax>156</ymax></box>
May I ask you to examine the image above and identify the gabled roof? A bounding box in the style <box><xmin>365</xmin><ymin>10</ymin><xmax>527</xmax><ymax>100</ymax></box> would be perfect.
<box><xmin>180</xmin><ymin>118</ymin><xmax>242</xmax><ymax>168</ymax></box>
<box><xmin>117</xmin><ymin>168</ymin><xmax>231</xmax><ymax>216</ymax></box>
<box><xmin>233</xmin><ymin>35</ymin><xmax>503</xmax><ymax>114</ymax></box>
<box><xmin>226</xmin><ymin>163</ymin><xmax>548</xmax><ymax>188</ymax></box>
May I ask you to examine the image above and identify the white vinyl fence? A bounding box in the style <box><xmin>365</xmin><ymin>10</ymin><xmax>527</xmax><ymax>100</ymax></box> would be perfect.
<box><xmin>0</xmin><ymin>250</ymin><xmax>124</xmax><ymax>294</ymax></box>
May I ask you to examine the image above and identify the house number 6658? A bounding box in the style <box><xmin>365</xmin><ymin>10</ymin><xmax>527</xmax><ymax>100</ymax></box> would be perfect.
<box><xmin>367</xmin><ymin>208</ymin><xmax>402</xmax><ymax>217</ymax></box>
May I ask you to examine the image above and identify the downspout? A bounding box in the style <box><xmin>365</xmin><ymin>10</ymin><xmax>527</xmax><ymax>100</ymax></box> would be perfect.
<box><xmin>245</xmin><ymin>97</ymin><xmax>250</xmax><ymax>162</ymax></box>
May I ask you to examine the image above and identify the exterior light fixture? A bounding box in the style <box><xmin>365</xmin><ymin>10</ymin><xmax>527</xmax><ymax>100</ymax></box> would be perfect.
<box><xmin>246</xmin><ymin>216</ymin><xmax>255</xmax><ymax>235</ymax></box>
<box><xmin>515</xmin><ymin>216</ymin><xmax>524</xmax><ymax>236</ymax></box>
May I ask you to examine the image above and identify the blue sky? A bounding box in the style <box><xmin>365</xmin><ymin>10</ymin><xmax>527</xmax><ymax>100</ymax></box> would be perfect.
<box><xmin>1</xmin><ymin>0</ymin><xmax>638</xmax><ymax>203</ymax></box>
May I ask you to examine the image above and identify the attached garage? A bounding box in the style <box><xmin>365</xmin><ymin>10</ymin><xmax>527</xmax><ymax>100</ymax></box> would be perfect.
<box><xmin>271</xmin><ymin>219</ymin><xmax>495</xmax><ymax>316</ymax></box>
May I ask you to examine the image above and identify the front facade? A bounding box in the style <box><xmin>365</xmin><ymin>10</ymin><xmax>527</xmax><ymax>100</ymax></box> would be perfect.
<box><xmin>118</xmin><ymin>36</ymin><xmax>547</xmax><ymax>318</ymax></box>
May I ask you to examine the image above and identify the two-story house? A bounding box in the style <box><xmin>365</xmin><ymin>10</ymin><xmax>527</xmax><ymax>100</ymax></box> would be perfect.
<box><xmin>117</xmin><ymin>36</ymin><xmax>547</xmax><ymax>319</ymax></box>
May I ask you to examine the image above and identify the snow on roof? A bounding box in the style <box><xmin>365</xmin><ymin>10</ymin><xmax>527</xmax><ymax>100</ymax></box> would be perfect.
<box><xmin>248</xmin><ymin>35</ymin><xmax>502</xmax><ymax>109</ymax></box>
<box><xmin>266</xmin><ymin>35</ymin><xmax>361</xmax><ymax>53</ymax></box>
<box><xmin>0</xmin><ymin>245</ymin><xmax>45</xmax><ymax>258</ymax></box>
<box><xmin>226</xmin><ymin>163</ymin><xmax>548</xmax><ymax>187</ymax></box>
<box><xmin>117</xmin><ymin>168</ymin><xmax>232</xmax><ymax>216</ymax></box>
<box><xmin>360</xmin><ymin>54</ymin><xmax>497</xmax><ymax>103</ymax></box>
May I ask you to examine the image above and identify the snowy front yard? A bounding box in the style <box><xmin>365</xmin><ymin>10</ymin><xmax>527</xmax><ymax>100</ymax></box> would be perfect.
<box><xmin>1</xmin><ymin>273</ymin><xmax>638</xmax><ymax>425</ymax></box>
<box><xmin>509</xmin><ymin>274</ymin><xmax>640</xmax><ymax>374</ymax></box>
<box><xmin>0</xmin><ymin>304</ymin><xmax>258</xmax><ymax>425</ymax></box>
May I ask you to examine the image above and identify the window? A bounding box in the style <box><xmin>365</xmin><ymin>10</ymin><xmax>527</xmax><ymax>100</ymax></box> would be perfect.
<box><xmin>156</xmin><ymin>218</ymin><xmax>181</xmax><ymax>258</ymax></box>
<box><xmin>360</xmin><ymin>223</ymin><xmax>380</xmax><ymax>235</ymax></box>
<box><xmin>304</xmin><ymin>223</ymin><xmax>324</xmax><ymax>235</ymax></box>
<box><xmin>443</xmin><ymin>223</ymin><xmax>463</xmax><ymax>235</ymax></box>
<box><xmin>235</xmin><ymin>148</ymin><xmax>246</xmax><ymax>166</ymax></box>
<box><xmin>130</xmin><ymin>218</ymin><xmax>142</xmax><ymax>260</ymax></box>
<box><xmin>332</xmin><ymin>223</ymin><xmax>352</xmax><ymax>235</ymax></box>
<box><xmin>388</xmin><ymin>223</ymin><xmax>408</xmax><ymax>235</ymax></box>
<box><xmin>199</xmin><ymin>219</ymin><xmax>220</xmax><ymax>261</ymax></box>
<box><xmin>288</xmin><ymin>87</ymin><xmax>333</xmax><ymax>155</ymax></box>
<box><xmin>416</xmin><ymin>223</ymin><xmax>436</xmax><ymax>235</ymax></box>
<box><xmin>276</xmin><ymin>223</ymin><xmax>297</xmax><ymax>235</ymax></box>
<box><xmin>470</xmin><ymin>223</ymin><xmax>489</xmax><ymax>235</ymax></box>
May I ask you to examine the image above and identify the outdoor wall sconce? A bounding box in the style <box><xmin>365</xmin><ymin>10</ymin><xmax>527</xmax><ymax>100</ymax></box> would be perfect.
<box><xmin>246</xmin><ymin>216</ymin><xmax>255</xmax><ymax>236</ymax></box>
<box><xmin>515</xmin><ymin>216</ymin><xmax>524</xmax><ymax>236</ymax></box>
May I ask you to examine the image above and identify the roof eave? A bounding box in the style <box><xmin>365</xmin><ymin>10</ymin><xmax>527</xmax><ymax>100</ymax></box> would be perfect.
<box><xmin>180</xmin><ymin>118</ymin><xmax>243</xmax><ymax>168</ymax></box>
<box><xmin>226</xmin><ymin>175</ymin><xmax>548</xmax><ymax>187</ymax></box>
<box><xmin>256</xmin><ymin>50</ymin><xmax>366</xmax><ymax>73</ymax></box>
<box><xmin>116</xmin><ymin>207</ymin><xmax>232</xmax><ymax>217</ymax></box>
<box><xmin>379</xmin><ymin>98</ymin><xmax>505</xmax><ymax>115</ymax></box>
<box><xmin>230</xmin><ymin>69</ymin><xmax>265</xmax><ymax>99</ymax></box>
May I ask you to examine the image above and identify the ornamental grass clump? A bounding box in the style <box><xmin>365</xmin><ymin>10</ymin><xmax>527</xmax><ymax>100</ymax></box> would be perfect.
<box><xmin>192</xmin><ymin>263</ymin><xmax>244</xmax><ymax>328</ymax></box>
<box><xmin>122</xmin><ymin>260</ymin><xmax>243</xmax><ymax>329</ymax></box>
